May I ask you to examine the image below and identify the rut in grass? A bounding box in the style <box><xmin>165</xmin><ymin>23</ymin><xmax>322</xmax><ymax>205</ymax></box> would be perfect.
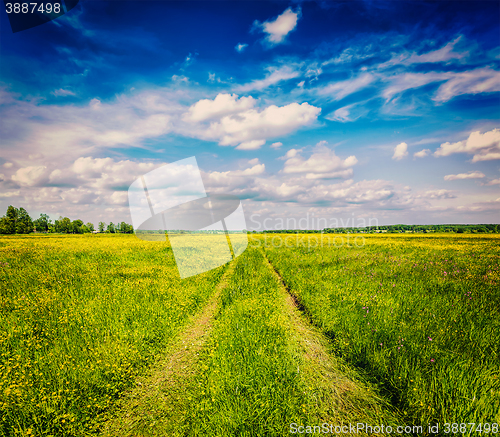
<box><xmin>262</xmin><ymin>250</ymin><xmax>401</xmax><ymax>428</ymax></box>
<box><xmin>100</xmin><ymin>263</ymin><xmax>234</xmax><ymax>437</ymax></box>
<box><xmin>104</xmin><ymin>247</ymin><xmax>399</xmax><ymax>436</ymax></box>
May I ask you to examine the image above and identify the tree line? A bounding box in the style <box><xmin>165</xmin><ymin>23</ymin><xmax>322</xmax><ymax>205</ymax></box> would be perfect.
<box><xmin>0</xmin><ymin>205</ymin><xmax>134</xmax><ymax>235</ymax></box>
<box><xmin>262</xmin><ymin>223</ymin><xmax>499</xmax><ymax>234</ymax></box>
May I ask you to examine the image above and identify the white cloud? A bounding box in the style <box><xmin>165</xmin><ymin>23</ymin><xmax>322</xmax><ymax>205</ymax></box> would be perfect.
<box><xmin>282</xmin><ymin>144</ymin><xmax>357</xmax><ymax>179</ymax></box>
<box><xmin>202</xmin><ymin>160</ymin><xmax>266</xmax><ymax>191</ymax></box>
<box><xmin>434</xmin><ymin>67</ymin><xmax>500</xmax><ymax>102</ymax></box>
<box><xmin>0</xmin><ymin>190</ymin><xmax>20</xmax><ymax>198</ymax></box>
<box><xmin>418</xmin><ymin>189</ymin><xmax>457</xmax><ymax>199</ymax></box>
<box><xmin>392</xmin><ymin>142</ymin><xmax>408</xmax><ymax>160</ymax></box>
<box><xmin>1</xmin><ymin>89</ymin><xmax>177</xmax><ymax>164</ymax></box>
<box><xmin>236</xmin><ymin>140</ymin><xmax>266</xmax><ymax>150</ymax></box>
<box><xmin>254</xmin><ymin>7</ymin><xmax>301</xmax><ymax>46</ymax></box>
<box><xmin>52</xmin><ymin>89</ymin><xmax>76</xmax><ymax>97</ymax></box>
<box><xmin>235</xmin><ymin>66</ymin><xmax>300</xmax><ymax>92</ymax></box>
<box><xmin>413</xmin><ymin>148</ymin><xmax>430</xmax><ymax>158</ymax></box>
<box><xmin>382</xmin><ymin>68</ymin><xmax>500</xmax><ymax>102</ymax></box>
<box><xmin>434</xmin><ymin>128</ymin><xmax>500</xmax><ymax>161</ymax></box>
<box><xmin>382</xmin><ymin>72</ymin><xmax>449</xmax><ymax>101</ymax></box>
<box><xmin>444</xmin><ymin>171</ymin><xmax>485</xmax><ymax>181</ymax></box>
<box><xmin>325</xmin><ymin>101</ymin><xmax>369</xmax><ymax>122</ymax></box>
<box><xmin>318</xmin><ymin>73</ymin><xmax>375</xmax><ymax>101</ymax></box>
<box><xmin>184</xmin><ymin>93</ymin><xmax>256</xmax><ymax>122</ymax></box>
<box><xmin>171</xmin><ymin>75</ymin><xmax>189</xmax><ymax>83</ymax></box>
<box><xmin>378</xmin><ymin>36</ymin><xmax>467</xmax><ymax>69</ymax></box>
<box><xmin>11</xmin><ymin>166</ymin><xmax>47</xmax><ymax>186</ymax></box>
<box><xmin>486</xmin><ymin>178</ymin><xmax>500</xmax><ymax>186</ymax></box>
<box><xmin>326</xmin><ymin>105</ymin><xmax>351</xmax><ymax>122</ymax></box>
<box><xmin>191</xmin><ymin>100</ymin><xmax>320</xmax><ymax>149</ymax></box>
<box><xmin>235</xmin><ymin>43</ymin><xmax>248</xmax><ymax>53</ymax></box>
<box><xmin>3</xmin><ymin>162</ymin><xmax>13</xmax><ymax>168</ymax></box>
<box><xmin>270</xmin><ymin>142</ymin><xmax>283</xmax><ymax>149</ymax></box>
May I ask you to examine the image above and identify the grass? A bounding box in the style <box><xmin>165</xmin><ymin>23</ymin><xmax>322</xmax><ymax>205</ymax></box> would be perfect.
<box><xmin>263</xmin><ymin>233</ymin><xmax>500</xmax><ymax>426</ymax></box>
<box><xmin>1</xmin><ymin>233</ymin><xmax>498</xmax><ymax>435</ymax></box>
<box><xmin>106</xmin><ymin>244</ymin><xmax>399</xmax><ymax>436</ymax></box>
<box><xmin>0</xmin><ymin>234</ymin><xmax>227</xmax><ymax>436</ymax></box>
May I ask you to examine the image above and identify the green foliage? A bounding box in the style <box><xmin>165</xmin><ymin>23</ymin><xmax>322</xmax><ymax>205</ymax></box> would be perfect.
<box><xmin>33</xmin><ymin>213</ymin><xmax>50</xmax><ymax>233</ymax></box>
<box><xmin>0</xmin><ymin>206</ymin><xmax>33</xmax><ymax>234</ymax></box>
<box><xmin>55</xmin><ymin>216</ymin><xmax>71</xmax><ymax>233</ymax></box>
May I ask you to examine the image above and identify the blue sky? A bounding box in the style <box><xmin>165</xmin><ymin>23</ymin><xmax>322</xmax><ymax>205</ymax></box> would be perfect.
<box><xmin>0</xmin><ymin>0</ymin><xmax>499</xmax><ymax>229</ymax></box>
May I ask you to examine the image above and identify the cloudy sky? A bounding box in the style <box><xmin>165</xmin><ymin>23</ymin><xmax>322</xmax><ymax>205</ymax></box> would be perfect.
<box><xmin>0</xmin><ymin>0</ymin><xmax>499</xmax><ymax>229</ymax></box>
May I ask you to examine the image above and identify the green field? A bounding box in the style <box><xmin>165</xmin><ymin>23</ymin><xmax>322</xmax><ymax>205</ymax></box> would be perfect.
<box><xmin>1</xmin><ymin>234</ymin><xmax>499</xmax><ymax>436</ymax></box>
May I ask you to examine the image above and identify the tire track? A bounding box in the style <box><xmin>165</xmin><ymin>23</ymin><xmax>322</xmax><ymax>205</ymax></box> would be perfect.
<box><xmin>262</xmin><ymin>250</ymin><xmax>401</xmax><ymax>428</ymax></box>
<box><xmin>101</xmin><ymin>263</ymin><xmax>234</xmax><ymax>437</ymax></box>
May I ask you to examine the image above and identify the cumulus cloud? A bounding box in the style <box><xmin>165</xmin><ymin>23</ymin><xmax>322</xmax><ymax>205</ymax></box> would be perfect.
<box><xmin>184</xmin><ymin>93</ymin><xmax>256</xmax><ymax>122</ymax></box>
<box><xmin>282</xmin><ymin>143</ymin><xmax>358</xmax><ymax>179</ymax></box>
<box><xmin>187</xmin><ymin>95</ymin><xmax>320</xmax><ymax>149</ymax></box>
<box><xmin>434</xmin><ymin>128</ymin><xmax>500</xmax><ymax>161</ymax></box>
<box><xmin>486</xmin><ymin>178</ymin><xmax>500</xmax><ymax>186</ymax></box>
<box><xmin>235</xmin><ymin>65</ymin><xmax>300</xmax><ymax>92</ymax></box>
<box><xmin>11</xmin><ymin>166</ymin><xmax>48</xmax><ymax>187</ymax></box>
<box><xmin>253</xmin><ymin>7</ymin><xmax>301</xmax><ymax>46</ymax></box>
<box><xmin>444</xmin><ymin>171</ymin><xmax>485</xmax><ymax>181</ymax></box>
<box><xmin>414</xmin><ymin>148</ymin><xmax>430</xmax><ymax>158</ymax></box>
<box><xmin>392</xmin><ymin>142</ymin><xmax>408</xmax><ymax>160</ymax></box>
<box><xmin>270</xmin><ymin>142</ymin><xmax>283</xmax><ymax>149</ymax></box>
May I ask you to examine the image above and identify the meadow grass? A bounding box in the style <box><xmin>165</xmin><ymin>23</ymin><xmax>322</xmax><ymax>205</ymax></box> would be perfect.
<box><xmin>123</xmin><ymin>244</ymin><xmax>399</xmax><ymax>436</ymax></box>
<box><xmin>1</xmin><ymin>233</ymin><xmax>498</xmax><ymax>436</ymax></box>
<box><xmin>263</xmin><ymin>233</ymin><xmax>500</xmax><ymax>427</ymax></box>
<box><xmin>0</xmin><ymin>234</ymin><xmax>227</xmax><ymax>436</ymax></box>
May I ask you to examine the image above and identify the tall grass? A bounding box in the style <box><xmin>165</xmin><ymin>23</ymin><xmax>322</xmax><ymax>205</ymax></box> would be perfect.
<box><xmin>263</xmin><ymin>233</ymin><xmax>500</xmax><ymax>426</ymax></box>
<box><xmin>0</xmin><ymin>234</ymin><xmax>226</xmax><ymax>436</ymax></box>
<box><xmin>167</xmin><ymin>245</ymin><xmax>399</xmax><ymax>436</ymax></box>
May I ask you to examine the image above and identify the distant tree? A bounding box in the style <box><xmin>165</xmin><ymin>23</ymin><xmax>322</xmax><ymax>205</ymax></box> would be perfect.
<box><xmin>81</xmin><ymin>225</ymin><xmax>90</xmax><ymax>233</ymax></box>
<box><xmin>5</xmin><ymin>206</ymin><xmax>18</xmax><ymax>234</ymax></box>
<box><xmin>98</xmin><ymin>221</ymin><xmax>106</xmax><ymax>233</ymax></box>
<box><xmin>33</xmin><ymin>213</ymin><xmax>50</xmax><ymax>233</ymax></box>
<box><xmin>107</xmin><ymin>222</ymin><xmax>115</xmax><ymax>233</ymax></box>
<box><xmin>71</xmin><ymin>219</ymin><xmax>84</xmax><ymax>234</ymax></box>
<box><xmin>117</xmin><ymin>221</ymin><xmax>134</xmax><ymax>233</ymax></box>
<box><xmin>16</xmin><ymin>208</ymin><xmax>33</xmax><ymax>234</ymax></box>
<box><xmin>55</xmin><ymin>217</ymin><xmax>71</xmax><ymax>233</ymax></box>
<box><xmin>86</xmin><ymin>222</ymin><xmax>95</xmax><ymax>232</ymax></box>
<box><xmin>0</xmin><ymin>217</ymin><xmax>10</xmax><ymax>234</ymax></box>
